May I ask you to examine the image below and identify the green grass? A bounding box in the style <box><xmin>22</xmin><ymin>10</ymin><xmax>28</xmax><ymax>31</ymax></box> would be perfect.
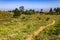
<box><xmin>35</xmin><ymin>23</ymin><xmax>60</xmax><ymax>40</ymax></box>
<box><xmin>0</xmin><ymin>14</ymin><xmax>60</xmax><ymax>40</ymax></box>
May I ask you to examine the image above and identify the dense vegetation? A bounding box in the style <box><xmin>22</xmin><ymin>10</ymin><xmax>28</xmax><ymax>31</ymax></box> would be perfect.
<box><xmin>10</xmin><ymin>6</ymin><xmax>60</xmax><ymax>18</ymax></box>
<box><xmin>34</xmin><ymin>22</ymin><xmax>60</xmax><ymax>40</ymax></box>
<box><xmin>0</xmin><ymin>6</ymin><xmax>60</xmax><ymax>40</ymax></box>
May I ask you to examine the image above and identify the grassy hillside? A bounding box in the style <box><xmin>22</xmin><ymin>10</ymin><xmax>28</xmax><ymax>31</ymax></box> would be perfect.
<box><xmin>0</xmin><ymin>13</ymin><xmax>60</xmax><ymax>40</ymax></box>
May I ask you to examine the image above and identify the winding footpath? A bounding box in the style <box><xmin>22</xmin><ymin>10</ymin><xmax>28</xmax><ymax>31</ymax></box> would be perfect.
<box><xmin>26</xmin><ymin>20</ymin><xmax>55</xmax><ymax>40</ymax></box>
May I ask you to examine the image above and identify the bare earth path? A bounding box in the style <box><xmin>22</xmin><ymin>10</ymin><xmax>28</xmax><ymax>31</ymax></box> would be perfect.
<box><xmin>26</xmin><ymin>20</ymin><xmax>55</xmax><ymax>40</ymax></box>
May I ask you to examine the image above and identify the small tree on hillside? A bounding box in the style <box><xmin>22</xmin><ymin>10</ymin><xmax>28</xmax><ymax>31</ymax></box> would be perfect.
<box><xmin>54</xmin><ymin>8</ymin><xmax>60</xmax><ymax>15</ymax></box>
<box><xmin>49</xmin><ymin>8</ymin><xmax>53</xmax><ymax>12</ymax></box>
<box><xmin>54</xmin><ymin>8</ymin><xmax>57</xmax><ymax>12</ymax></box>
<box><xmin>56</xmin><ymin>8</ymin><xmax>60</xmax><ymax>14</ymax></box>
<box><xmin>49</xmin><ymin>8</ymin><xmax>53</xmax><ymax>15</ymax></box>
<box><xmin>13</xmin><ymin>8</ymin><xmax>20</xmax><ymax>18</ymax></box>
<box><xmin>19</xmin><ymin>6</ymin><xmax>24</xmax><ymax>11</ymax></box>
<box><xmin>25</xmin><ymin>9</ymin><xmax>35</xmax><ymax>15</ymax></box>
<box><xmin>19</xmin><ymin>6</ymin><xmax>24</xmax><ymax>14</ymax></box>
<box><xmin>40</xmin><ymin>9</ymin><xmax>43</xmax><ymax>13</ymax></box>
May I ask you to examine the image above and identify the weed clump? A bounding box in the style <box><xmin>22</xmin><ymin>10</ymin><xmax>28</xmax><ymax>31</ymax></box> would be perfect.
<box><xmin>46</xmin><ymin>17</ymin><xmax>50</xmax><ymax>21</ymax></box>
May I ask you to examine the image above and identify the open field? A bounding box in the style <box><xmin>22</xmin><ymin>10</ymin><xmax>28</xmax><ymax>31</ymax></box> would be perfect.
<box><xmin>0</xmin><ymin>0</ymin><xmax>60</xmax><ymax>40</ymax></box>
<box><xmin>0</xmin><ymin>13</ymin><xmax>60</xmax><ymax>40</ymax></box>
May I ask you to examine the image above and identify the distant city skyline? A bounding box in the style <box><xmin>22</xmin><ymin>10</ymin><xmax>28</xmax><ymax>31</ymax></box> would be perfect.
<box><xmin>0</xmin><ymin>0</ymin><xmax>60</xmax><ymax>11</ymax></box>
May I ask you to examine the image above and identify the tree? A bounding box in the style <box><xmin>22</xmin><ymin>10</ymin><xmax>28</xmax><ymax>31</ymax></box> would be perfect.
<box><xmin>32</xmin><ymin>9</ymin><xmax>35</xmax><ymax>13</ymax></box>
<box><xmin>19</xmin><ymin>6</ymin><xmax>24</xmax><ymax>14</ymax></box>
<box><xmin>56</xmin><ymin>8</ymin><xmax>60</xmax><ymax>14</ymax></box>
<box><xmin>49</xmin><ymin>8</ymin><xmax>53</xmax><ymax>12</ymax></box>
<box><xmin>24</xmin><ymin>9</ymin><xmax>35</xmax><ymax>15</ymax></box>
<box><xmin>29</xmin><ymin>9</ymin><xmax>35</xmax><ymax>14</ymax></box>
<box><xmin>54</xmin><ymin>8</ymin><xmax>57</xmax><ymax>12</ymax></box>
<box><xmin>54</xmin><ymin>8</ymin><xmax>60</xmax><ymax>15</ymax></box>
<box><xmin>49</xmin><ymin>8</ymin><xmax>53</xmax><ymax>15</ymax></box>
<box><xmin>40</xmin><ymin>9</ymin><xmax>43</xmax><ymax>13</ymax></box>
<box><xmin>19</xmin><ymin>6</ymin><xmax>24</xmax><ymax>11</ymax></box>
<box><xmin>13</xmin><ymin>8</ymin><xmax>20</xmax><ymax>18</ymax></box>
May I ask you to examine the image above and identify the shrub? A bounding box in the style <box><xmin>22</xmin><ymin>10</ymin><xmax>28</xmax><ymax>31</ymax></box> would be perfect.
<box><xmin>46</xmin><ymin>17</ymin><xmax>50</xmax><ymax>21</ymax></box>
<box><xmin>21</xmin><ymin>15</ymin><xmax>28</xmax><ymax>21</ymax></box>
<box><xmin>13</xmin><ymin>8</ymin><xmax>20</xmax><ymax>18</ymax></box>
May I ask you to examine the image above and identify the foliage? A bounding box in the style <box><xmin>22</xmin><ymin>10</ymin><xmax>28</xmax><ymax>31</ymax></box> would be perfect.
<box><xmin>19</xmin><ymin>6</ymin><xmax>24</xmax><ymax>11</ymax></box>
<box><xmin>46</xmin><ymin>17</ymin><xmax>50</xmax><ymax>21</ymax></box>
<box><xmin>34</xmin><ymin>22</ymin><xmax>60</xmax><ymax>40</ymax></box>
<box><xmin>13</xmin><ymin>8</ymin><xmax>20</xmax><ymax>18</ymax></box>
<box><xmin>11</xmin><ymin>6</ymin><xmax>60</xmax><ymax>16</ymax></box>
<box><xmin>40</xmin><ymin>9</ymin><xmax>43</xmax><ymax>13</ymax></box>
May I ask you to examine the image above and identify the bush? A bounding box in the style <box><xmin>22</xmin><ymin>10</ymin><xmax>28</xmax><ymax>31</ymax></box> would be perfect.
<box><xmin>21</xmin><ymin>15</ymin><xmax>28</xmax><ymax>21</ymax></box>
<box><xmin>54</xmin><ymin>22</ymin><xmax>60</xmax><ymax>35</ymax></box>
<box><xmin>46</xmin><ymin>17</ymin><xmax>50</xmax><ymax>21</ymax></box>
<box><xmin>13</xmin><ymin>8</ymin><xmax>20</xmax><ymax>18</ymax></box>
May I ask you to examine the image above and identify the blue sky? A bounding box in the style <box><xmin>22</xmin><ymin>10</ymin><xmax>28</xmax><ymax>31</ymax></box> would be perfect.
<box><xmin>0</xmin><ymin>0</ymin><xmax>60</xmax><ymax>10</ymax></box>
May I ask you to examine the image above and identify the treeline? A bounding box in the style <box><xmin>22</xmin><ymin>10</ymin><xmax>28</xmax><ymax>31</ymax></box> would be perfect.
<box><xmin>48</xmin><ymin>8</ymin><xmax>60</xmax><ymax>15</ymax></box>
<box><xmin>3</xmin><ymin>6</ymin><xmax>60</xmax><ymax>18</ymax></box>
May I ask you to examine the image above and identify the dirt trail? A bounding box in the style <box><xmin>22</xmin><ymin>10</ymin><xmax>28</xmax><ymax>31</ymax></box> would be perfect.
<box><xmin>34</xmin><ymin>20</ymin><xmax>55</xmax><ymax>36</ymax></box>
<box><xmin>26</xmin><ymin>20</ymin><xmax>55</xmax><ymax>40</ymax></box>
